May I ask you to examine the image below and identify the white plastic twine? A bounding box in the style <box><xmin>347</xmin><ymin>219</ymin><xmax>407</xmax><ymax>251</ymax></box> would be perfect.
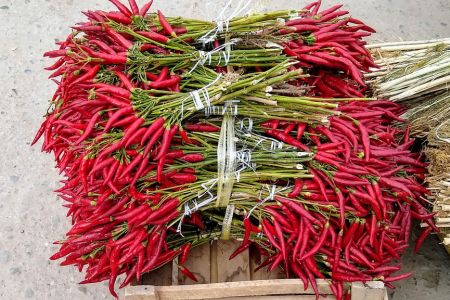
<box><xmin>235</xmin><ymin>149</ymin><xmax>254</xmax><ymax>182</ymax></box>
<box><xmin>186</xmin><ymin>74</ymin><xmax>223</xmax><ymax>111</ymax></box>
<box><xmin>189</xmin><ymin>40</ymin><xmax>239</xmax><ymax>74</ymax></box>
<box><xmin>247</xmin><ymin>184</ymin><xmax>291</xmax><ymax>217</ymax></box>
<box><xmin>199</xmin><ymin>0</ymin><xmax>255</xmax><ymax>45</ymax></box>
<box><xmin>204</xmin><ymin>100</ymin><xmax>239</xmax><ymax>116</ymax></box>
<box><xmin>215</xmin><ymin>105</ymin><xmax>241</xmax><ymax>240</ymax></box>
<box><xmin>216</xmin><ymin>106</ymin><xmax>237</xmax><ymax>208</ymax></box>
<box><xmin>221</xmin><ymin>204</ymin><xmax>235</xmax><ymax>240</ymax></box>
<box><xmin>239</xmin><ymin>117</ymin><xmax>254</xmax><ymax>133</ymax></box>
<box><xmin>177</xmin><ymin>178</ymin><xmax>219</xmax><ymax>234</ymax></box>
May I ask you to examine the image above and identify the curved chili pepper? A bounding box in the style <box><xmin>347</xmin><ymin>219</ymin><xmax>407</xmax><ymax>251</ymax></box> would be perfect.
<box><xmin>108</xmin><ymin>0</ymin><xmax>132</xmax><ymax>17</ymax></box>
<box><xmin>414</xmin><ymin>227</ymin><xmax>433</xmax><ymax>253</ymax></box>
<box><xmin>140</xmin><ymin>0</ymin><xmax>154</xmax><ymax>16</ymax></box>
<box><xmin>157</xmin><ymin>10</ymin><xmax>176</xmax><ymax>37</ymax></box>
<box><xmin>178</xmin><ymin>243</ymin><xmax>191</xmax><ymax>265</ymax></box>
<box><xmin>154</xmin><ymin>124</ymin><xmax>179</xmax><ymax>161</ymax></box>
<box><xmin>300</xmin><ymin>222</ymin><xmax>329</xmax><ymax>260</ymax></box>
<box><xmin>74</xmin><ymin>112</ymin><xmax>101</xmax><ymax>145</ymax></box>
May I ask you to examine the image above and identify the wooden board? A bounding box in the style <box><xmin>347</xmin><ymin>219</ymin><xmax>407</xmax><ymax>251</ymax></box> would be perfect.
<box><xmin>178</xmin><ymin>242</ymin><xmax>211</xmax><ymax>285</ymax></box>
<box><xmin>249</xmin><ymin>246</ymin><xmax>284</xmax><ymax>281</ymax></box>
<box><xmin>130</xmin><ymin>241</ymin><xmax>387</xmax><ymax>300</ymax></box>
<box><xmin>135</xmin><ymin>262</ymin><xmax>173</xmax><ymax>286</ymax></box>
<box><xmin>125</xmin><ymin>279</ymin><xmax>387</xmax><ymax>300</ymax></box>
<box><xmin>214</xmin><ymin>240</ymin><xmax>250</xmax><ymax>283</ymax></box>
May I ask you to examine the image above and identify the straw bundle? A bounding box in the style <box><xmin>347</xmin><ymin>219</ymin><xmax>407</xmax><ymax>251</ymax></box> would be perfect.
<box><xmin>368</xmin><ymin>39</ymin><xmax>450</xmax><ymax>251</ymax></box>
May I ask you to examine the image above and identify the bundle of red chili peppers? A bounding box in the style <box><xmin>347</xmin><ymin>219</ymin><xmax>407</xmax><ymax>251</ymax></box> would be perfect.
<box><xmin>33</xmin><ymin>1</ymin><xmax>437</xmax><ymax>299</ymax></box>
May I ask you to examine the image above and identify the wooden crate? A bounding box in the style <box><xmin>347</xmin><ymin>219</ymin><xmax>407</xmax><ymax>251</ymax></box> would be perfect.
<box><xmin>126</xmin><ymin>240</ymin><xmax>387</xmax><ymax>300</ymax></box>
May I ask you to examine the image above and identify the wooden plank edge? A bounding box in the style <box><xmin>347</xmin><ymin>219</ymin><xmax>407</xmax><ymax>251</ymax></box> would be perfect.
<box><xmin>125</xmin><ymin>286</ymin><xmax>159</xmax><ymax>300</ymax></box>
<box><xmin>126</xmin><ymin>279</ymin><xmax>335</xmax><ymax>300</ymax></box>
<box><xmin>126</xmin><ymin>280</ymin><xmax>387</xmax><ymax>300</ymax></box>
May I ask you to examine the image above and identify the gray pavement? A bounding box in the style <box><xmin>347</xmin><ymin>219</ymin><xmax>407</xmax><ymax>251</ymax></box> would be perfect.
<box><xmin>0</xmin><ymin>1</ymin><xmax>449</xmax><ymax>299</ymax></box>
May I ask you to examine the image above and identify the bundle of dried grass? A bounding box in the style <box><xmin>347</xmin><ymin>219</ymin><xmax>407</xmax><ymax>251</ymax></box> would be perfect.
<box><xmin>427</xmin><ymin>125</ymin><xmax>450</xmax><ymax>249</ymax></box>
<box><xmin>368</xmin><ymin>39</ymin><xmax>450</xmax><ymax>250</ymax></box>
<box><xmin>367</xmin><ymin>38</ymin><xmax>450</xmax><ymax>102</ymax></box>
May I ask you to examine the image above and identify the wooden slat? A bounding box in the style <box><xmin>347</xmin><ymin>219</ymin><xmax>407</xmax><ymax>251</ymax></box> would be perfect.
<box><xmin>249</xmin><ymin>246</ymin><xmax>285</xmax><ymax>281</ymax></box>
<box><xmin>124</xmin><ymin>285</ymin><xmax>337</xmax><ymax>300</ymax></box>
<box><xmin>125</xmin><ymin>286</ymin><xmax>159</xmax><ymax>300</ymax></box>
<box><xmin>350</xmin><ymin>282</ymin><xmax>386</xmax><ymax>300</ymax></box>
<box><xmin>126</xmin><ymin>279</ymin><xmax>335</xmax><ymax>300</ymax></box>
<box><xmin>215</xmin><ymin>240</ymin><xmax>250</xmax><ymax>283</ymax></box>
<box><xmin>179</xmin><ymin>242</ymin><xmax>211</xmax><ymax>285</ymax></box>
<box><xmin>138</xmin><ymin>263</ymin><xmax>173</xmax><ymax>286</ymax></box>
<box><xmin>129</xmin><ymin>241</ymin><xmax>387</xmax><ymax>300</ymax></box>
<box><xmin>126</xmin><ymin>280</ymin><xmax>387</xmax><ymax>300</ymax></box>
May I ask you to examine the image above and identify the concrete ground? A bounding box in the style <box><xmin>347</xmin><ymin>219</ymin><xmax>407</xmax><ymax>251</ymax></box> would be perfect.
<box><xmin>0</xmin><ymin>0</ymin><xmax>449</xmax><ymax>299</ymax></box>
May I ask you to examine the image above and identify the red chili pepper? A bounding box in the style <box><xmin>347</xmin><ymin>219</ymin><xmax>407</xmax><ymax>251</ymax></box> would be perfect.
<box><xmin>414</xmin><ymin>227</ymin><xmax>433</xmax><ymax>253</ymax></box>
<box><xmin>319</xmin><ymin>4</ymin><xmax>343</xmax><ymax>16</ymax></box>
<box><xmin>352</xmin><ymin>246</ymin><xmax>376</xmax><ymax>269</ymax></box>
<box><xmin>157</xmin><ymin>10</ymin><xmax>176</xmax><ymax>37</ymax></box>
<box><xmin>154</xmin><ymin>124</ymin><xmax>179</xmax><ymax>161</ymax></box>
<box><xmin>140</xmin><ymin>0</ymin><xmax>154</xmax><ymax>16</ymax></box>
<box><xmin>32</xmin><ymin>118</ymin><xmax>48</xmax><ymax>146</ymax></box>
<box><xmin>146</xmin><ymin>247</ymin><xmax>184</xmax><ymax>274</ymax></box>
<box><xmin>104</xmin><ymin>12</ymin><xmax>132</xmax><ymax>25</ymax></box>
<box><xmin>44</xmin><ymin>49</ymin><xmax>68</xmax><ymax>58</ymax></box>
<box><xmin>288</xmin><ymin>178</ymin><xmax>303</xmax><ymax>198</ymax></box>
<box><xmin>108</xmin><ymin>0</ymin><xmax>132</xmax><ymax>17</ymax></box>
<box><xmin>44</xmin><ymin>57</ymin><xmax>66</xmax><ymax>71</ymax></box>
<box><xmin>144</xmin><ymin>198</ymin><xmax>181</xmax><ymax>225</ymax></box>
<box><xmin>265</xmin><ymin>129</ymin><xmax>310</xmax><ymax>151</ymax></box>
<box><xmin>335</xmin><ymin>188</ymin><xmax>345</xmax><ymax>228</ymax></box>
<box><xmin>120</xmin><ymin>117</ymin><xmax>145</xmax><ymax>145</ymax></box>
<box><xmin>301</xmin><ymin>222</ymin><xmax>329</xmax><ymax>260</ymax></box>
<box><xmin>332</xmin><ymin>272</ymin><xmax>371</xmax><ymax>282</ymax></box>
<box><xmin>170</xmin><ymin>173</ymin><xmax>197</xmax><ymax>184</ymax></box>
<box><xmin>108</xmin><ymin>247</ymin><xmax>120</xmax><ymax>299</ymax></box>
<box><xmin>261</xmin><ymin>219</ymin><xmax>281</xmax><ymax>251</ymax></box>
<box><xmin>94</xmin><ymin>83</ymin><xmax>131</xmax><ymax>98</ymax></box>
<box><xmin>74</xmin><ymin>112</ymin><xmax>101</xmax><ymax>145</ymax></box>
<box><xmin>123</xmin><ymin>128</ymin><xmax>146</xmax><ymax>148</ymax></box>
<box><xmin>294</xmin><ymin>123</ymin><xmax>306</xmax><ymax>140</ymax></box>
<box><xmin>80</xmin><ymin>156</ymin><xmax>92</xmax><ymax>193</ymax></box>
<box><xmin>316</xmin><ymin>19</ymin><xmax>348</xmax><ymax>35</ymax></box>
<box><xmin>69</xmin><ymin>65</ymin><xmax>100</xmax><ymax>88</ymax></box>
<box><xmin>97</xmin><ymin>196</ymin><xmax>129</xmax><ymax>219</ymax></box>
<box><xmin>384</xmin><ymin>272</ymin><xmax>413</xmax><ymax>283</ymax></box>
<box><xmin>143</xmin><ymin>126</ymin><xmax>165</xmax><ymax>157</ymax></box>
<box><xmin>229</xmin><ymin>243</ymin><xmax>251</xmax><ymax>260</ymax></box>
<box><xmin>391</xmin><ymin>156</ymin><xmax>427</xmax><ymax>167</ymax></box>
<box><xmin>184</xmin><ymin>123</ymin><xmax>220</xmax><ymax>132</ymax></box>
<box><xmin>90</xmin><ymin>50</ymin><xmax>128</xmax><ymax>64</ymax></box>
<box><xmin>137</xmin><ymin>30</ymin><xmax>169</xmax><ymax>44</ymax></box>
<box><xmin>138</xmin><ymin>117</ymin><xmax>164</xmax><ymax>145</ymax></box>
<box><xmin>126</xmin><ymin>0</ymin><xmax>139</xmax><ymax>14</ymax></box>
<box><xmin>276</xmin><ymin>196</ymin><xmax>319</xmax><ymax>225</ymax></box>
<box><xmin>290</xmin><ymin>259</ymin><xmax>309</xmax><ymax>290</ymax></box>
<box><xmin>179</xmin><ymin>243</ymin><xmax>191</xmax><ymax>265</ymax></box>
<box><xmin>379</xmin><ymin>177</ymin><xmax>413</xmax><ymax>197</ymax></box>
<box><xmin>149</xmin><ymin>76</ymin><xmax>181</xmax><ymax>89</ymax></box>
<box><xmin>179</xmin><ymin>266</ymin><xmax>198</xmax><ymax>282</ymax></box>
<box><xmin>115</xmin><ymin>71</ymin><xmax>134</xmax><ymax>90</ymax></box>
<box><xmin>279</xmin><ymin>24</ymin><xmax>319</xmax><ymax>35</ymax></box>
